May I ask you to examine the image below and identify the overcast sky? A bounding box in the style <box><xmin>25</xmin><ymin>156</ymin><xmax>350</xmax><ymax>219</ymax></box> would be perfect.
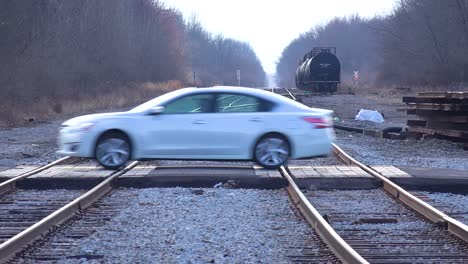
<box><xmin>161</xmin><ymin>0</ymin><xmax>396</xmax><ymax>74</ymax></box>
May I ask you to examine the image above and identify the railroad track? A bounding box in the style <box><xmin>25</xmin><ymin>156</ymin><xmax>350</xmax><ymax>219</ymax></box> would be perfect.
<box><xmin>10</xmin><ymin>190</ymin><xmax>139</xmax><ymax>263</ymax></box>
<box><xmin>284</xmin><ymin>88</ymin><xmax>297</xmax><ymax>101</ymax></box>
<box><xmin>1</xmin><ymin>143</ymin><xmax>468</xmax><ymax>263</ymax></box>
<box><xmin>0</xmin><ymin>156</ymin><xmax>76</xmax><ymax>196</ymax></box>
<box><xmin>275</xmin><ymin>90</ymin><xmax>468</xmax><ymax>262</ymax></box>
<box><xmin>301</xmin><ymin>188</ymin><xmax>468</xmax><ymax>263</ymax></box>
<box><xmin>333</xmin><ymin>144</ymin><xmax>468</xmax><ymax>242</ymax></box>
<box><xmin>0</xmin><ymin>160</ymin><xmax>138</xmax><ymax>262</ymax></box>
<box><xmin>4</xmin><ymin>161</ymin><xmax>343</xmax><ymax>263</ymax></box>
<box><xmin>12</xmin><ymin>189</ymin><xmax>341</xmax><ymax>263</ymax></box>
<box><xmin>282</xmin><ymin>145</ymin><xmax>468</xmax><ymax>263</ymax></box>
<box><xmin>0</xmin><ymin>156</ymin><xmax>85</xmax><ymax>259</ymax></box>
<box><xmin>268</xmin><ymin>87</ymin><xmax>297</xmax><ymax>99</ymax></box>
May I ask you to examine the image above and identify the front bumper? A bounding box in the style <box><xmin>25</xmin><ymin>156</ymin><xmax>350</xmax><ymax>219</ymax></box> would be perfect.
<box><xmin>56</xmin><ymin>144</ymin><xmax>81</xmax><ymax>156</ymax></box>
<box><xmin>57</xmin><ymin>129</ymin><xmax>95</xmax><ymax>158</ymax></box>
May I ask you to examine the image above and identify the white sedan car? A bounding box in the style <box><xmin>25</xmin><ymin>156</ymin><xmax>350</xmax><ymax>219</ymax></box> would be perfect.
<box><xmin>57</xmin><ymin>86</ymin><xmax>335</xmax><ymax>169</ymax></box>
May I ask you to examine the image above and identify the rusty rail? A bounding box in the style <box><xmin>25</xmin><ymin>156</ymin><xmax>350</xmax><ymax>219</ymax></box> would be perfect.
<box><xmin>284</xmin><ymin>88</ymin><xmax>297</xmax><ymax>101</ymax></box>
<box><xmin>280</xmin><ymin>166</ymin><xmax>368</xmax><ymax>264</ymax></box>
<box><xmin>332</xmin><ymin>143</ymin><xmax>468</xmax><ymax>243</ymax></box>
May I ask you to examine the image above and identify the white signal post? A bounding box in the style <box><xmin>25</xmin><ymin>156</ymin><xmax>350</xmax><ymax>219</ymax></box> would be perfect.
<box><xmin>353</xmin><ymin>70</ymin><xmax>359</xmax><ymax>87</ymax></box>
<box><xmin>236</xmin><ymin>69</ymin><xmax>241</xmax><ymax>86</ymax></box>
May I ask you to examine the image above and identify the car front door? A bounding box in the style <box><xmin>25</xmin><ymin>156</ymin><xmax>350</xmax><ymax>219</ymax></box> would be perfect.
<box><xmin>144</xmin><ymin>93</ymin><xmax>218</xmax><ymax>158</ymax></box>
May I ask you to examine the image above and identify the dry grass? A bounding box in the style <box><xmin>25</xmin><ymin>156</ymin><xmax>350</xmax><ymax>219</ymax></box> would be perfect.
<box><xmin>0</xmin><ymin>80</ymin><xmax>182</xmax><ymax>127</ymax></box>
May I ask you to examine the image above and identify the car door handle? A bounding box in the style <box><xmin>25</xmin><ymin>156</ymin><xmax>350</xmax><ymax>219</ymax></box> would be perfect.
<box><xmin>193</xmin><ymin>120</ymin><xmax>207</xmax><ymax>125</ymax></box>
<box><xmin>249</xmin><ymin>118</ymin><xmax>263</xmax><ymax>122</ymax></box>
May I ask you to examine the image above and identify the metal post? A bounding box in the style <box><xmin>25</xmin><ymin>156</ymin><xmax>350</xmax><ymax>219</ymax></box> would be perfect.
<box><xmin>236</xmin><ymin>69</ymin><xmax>241</xmax><ymax>86</ymax></box>
<box><xmin>193</xmin><ymin>72</ymin><xmax>196</xmax><ymax>87</ymax></box>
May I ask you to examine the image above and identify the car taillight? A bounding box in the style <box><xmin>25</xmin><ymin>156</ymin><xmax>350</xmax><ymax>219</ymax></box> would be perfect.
<box><xmin>302</xmin><ymin>117</ymin><xmax>331</xmax><ymax>129</ymax></box>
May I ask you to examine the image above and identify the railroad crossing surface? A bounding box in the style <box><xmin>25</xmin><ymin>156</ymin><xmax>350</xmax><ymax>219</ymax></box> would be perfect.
<box><xmin>1</xmin><ymin>163</ymin><xmax>467</xmax><ymax>193</ymax></box>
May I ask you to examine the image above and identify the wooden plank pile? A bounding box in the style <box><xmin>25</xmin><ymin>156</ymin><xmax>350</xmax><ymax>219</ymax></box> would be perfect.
<box><xmin>403</xmin><ymin>92</ymin><xmax>468</xmax><ymax>149</ymax></box>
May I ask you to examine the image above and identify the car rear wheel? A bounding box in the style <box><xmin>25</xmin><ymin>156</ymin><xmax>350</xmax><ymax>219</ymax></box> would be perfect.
<box><xmin>95</xmin><ymin>132</ymin><xmax>131</xmax><ymax>170</ymax></box>
<box><xmin>254</xmin><ymin>135</ymin><xmax>290</xmax><ymax>169</ymax></box>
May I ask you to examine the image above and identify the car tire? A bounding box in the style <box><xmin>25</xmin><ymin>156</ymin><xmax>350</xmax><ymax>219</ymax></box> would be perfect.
<box><xmin>254</xmin><ymin>134</ymin><xmax>290</xmax><ymax>169</ymax></box>
<box><xmin>95</xmin><ymin>132</ymin><xmax>131</xmax><ymax>170</ymax></box>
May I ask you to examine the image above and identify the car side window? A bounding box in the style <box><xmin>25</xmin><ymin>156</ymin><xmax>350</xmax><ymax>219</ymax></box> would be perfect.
<box><xmin>216</xmin><ymin>93</ymin><xmax>274</xmax><ymax>113</ymax></box>
<box><xmin>163</xmin><ymin>94</ymin><xmax>214</xmax><ymax>114</ymax></box>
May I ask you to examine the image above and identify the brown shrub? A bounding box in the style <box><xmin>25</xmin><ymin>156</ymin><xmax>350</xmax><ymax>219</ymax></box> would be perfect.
<box><xmin>0</xmin><ymin>81</ymin><xmax>182</xmax><ymax>127</ymax></box>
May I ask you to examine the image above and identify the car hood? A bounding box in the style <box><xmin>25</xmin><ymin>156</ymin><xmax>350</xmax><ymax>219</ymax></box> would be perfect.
<box><xmin>61</xmin><ymin>112</ymin><xmax>134</xmax><ymax>127</ymax></box>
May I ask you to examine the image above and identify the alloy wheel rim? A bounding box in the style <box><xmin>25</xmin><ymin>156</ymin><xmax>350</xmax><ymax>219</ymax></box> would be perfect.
<box><xmin>256</xmin><ymin>138</ymin><xmax>289</xmax><ymax>166</ymax></box>
<box><xmin>96</xmin><ymin>138</ymin><xmax>130</xmax><ymax>167</ymax></box>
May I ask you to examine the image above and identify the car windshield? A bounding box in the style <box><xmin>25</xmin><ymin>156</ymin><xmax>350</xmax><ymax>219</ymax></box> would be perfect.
<box><xmin>128</xmin><ymin>89</ymin><xmax>192</xmax><ymax>113</ymax></box>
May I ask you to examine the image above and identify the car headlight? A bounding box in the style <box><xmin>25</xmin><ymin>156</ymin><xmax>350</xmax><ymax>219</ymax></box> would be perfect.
<box><xmin>69</xmin><ymin>122</ymin><xmax>96</xmax><ymax>133</ymax></box>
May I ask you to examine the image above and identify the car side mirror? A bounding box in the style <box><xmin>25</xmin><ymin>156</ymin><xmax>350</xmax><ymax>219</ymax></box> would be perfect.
<box><xmin>147</xmin><ymin>106</ymin><xmax>165</xmax><ymax>115</ymax></box>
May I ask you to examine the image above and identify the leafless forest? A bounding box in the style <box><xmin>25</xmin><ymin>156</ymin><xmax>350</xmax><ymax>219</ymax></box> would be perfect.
<box><xmin>277</xmin><ymin>0</ymin><xmax>468</xmax><ymax>89</ymax></box>
<box><xmin>0</xmin><ymin>0</ymin><xmax>265</xmax><ymax>125</ymax></box>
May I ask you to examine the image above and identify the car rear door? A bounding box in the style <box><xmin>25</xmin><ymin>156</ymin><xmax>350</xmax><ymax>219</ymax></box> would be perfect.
<box><xmin>206</xmin><ymin>93</ymin><xmax>274</xmax><ymax>158</ymax></box>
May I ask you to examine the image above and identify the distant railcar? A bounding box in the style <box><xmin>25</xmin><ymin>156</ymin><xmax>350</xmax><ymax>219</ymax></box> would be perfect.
<box><xmin>295</xmin><ymin>47</ymin><xmax>341</xmax><ymax>93</ymax></box>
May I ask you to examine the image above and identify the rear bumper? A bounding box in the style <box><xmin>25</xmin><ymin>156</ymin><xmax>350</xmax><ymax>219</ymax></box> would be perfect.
<box><xmin>291</xmin><ymin>128</ymin><xmax>335</xmax><ymax>158</ymax></box>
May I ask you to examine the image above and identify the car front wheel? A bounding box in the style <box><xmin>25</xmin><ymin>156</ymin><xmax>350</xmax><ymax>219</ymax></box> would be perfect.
<box><xmin>254</xmin><ymin>135</ymin><xmax>290</xmax><ymax>169</ymax></box>
<box><xmin>95</xmin><ymin>132</ymin><xmax>131</xmax><ymax>170</ymax></box>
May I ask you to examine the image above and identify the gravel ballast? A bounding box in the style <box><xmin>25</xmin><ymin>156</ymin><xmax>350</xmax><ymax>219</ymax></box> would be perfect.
<box><xmin>45</xmin><ymin>188</ymin><xmax>337</xmax><ymax>263</ymax></box>
<box><xmin>0</xmin><ymin>120</ymin><xmax>63</xmax><ymax>167</ymax></box>
<box><xmin>335</xmin><ymin>130</ymin><xmax>468</xmax><ymax>170</ymax></box>
<box><xmin>420</xmin><ymin>191</ymin><xmax>468</xmax><ymax>224</ymax></box>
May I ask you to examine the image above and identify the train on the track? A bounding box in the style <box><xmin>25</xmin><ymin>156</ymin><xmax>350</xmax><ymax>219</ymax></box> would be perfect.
<box><xmin>295</xmin><ymin>47</ymin><xmax>341</xmax><ymax>93</ymax></box>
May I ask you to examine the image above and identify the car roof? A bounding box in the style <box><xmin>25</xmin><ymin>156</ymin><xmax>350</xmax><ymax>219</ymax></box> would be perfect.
<box><xmin>180</xmin><ymin>86</ymin><xmax>272</xmax><ymax>95</ymax></box>
<box><xmin>180</xmin><ymin>86</ymin><xmax>306</xmax><ymax>108</ymax></box>
<box><xmin>139</xmin><ymin>86</ymin><xmax>332</xmax><ymax>115</ymax></box>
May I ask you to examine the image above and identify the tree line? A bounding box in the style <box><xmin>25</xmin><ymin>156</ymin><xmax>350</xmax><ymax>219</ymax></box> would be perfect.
<box><xmin>0</xmin><ymin>0</ymin><xmax>265</xmax><ymax>118</ymax></box>
<box><xmin>276</xmin><ymin>0</ymin><xmax>468</xmax><ymax>88</ymax></box>
<box><xmin>186</xmin><ymin>18</ymin><xmax>265</xmax><ymax>87</ymax></box>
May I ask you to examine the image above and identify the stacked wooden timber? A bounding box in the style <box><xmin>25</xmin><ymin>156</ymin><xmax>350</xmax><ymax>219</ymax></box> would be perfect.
<box><xmin>403</xmin><ymin>92</ymin><xmax>468</xmax><ymax>149</ymax></box>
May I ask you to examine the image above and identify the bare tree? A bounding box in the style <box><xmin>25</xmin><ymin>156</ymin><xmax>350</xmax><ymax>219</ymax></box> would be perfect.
<box><xmin>278</xmin><ymin>1</ymin><xmax>468</xmax><ymax>88</ymax></box>
<box><xmin>185</xmin><ymin>18</ymin><xmax>265</xmax><ymax>87</ymax></box>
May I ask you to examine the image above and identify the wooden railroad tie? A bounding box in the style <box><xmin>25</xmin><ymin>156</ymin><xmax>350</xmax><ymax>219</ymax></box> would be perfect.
<box><xmin>404</xmin><ymin>91</ymin><xmax>468</xmax><ymax>148</ymax></box>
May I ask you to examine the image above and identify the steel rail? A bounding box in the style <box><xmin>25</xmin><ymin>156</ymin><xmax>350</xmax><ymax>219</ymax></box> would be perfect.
<box><xmin>280</xmin><ymin>166</ymin><xmax>368</xmax><ymax>264</ymax></box>
<box><xmin>0</xmin><ymin>161</ymin><xmax>139</xmax><ymax>263</ymax></box>
<box><xmin>0</xmin><ymin>156</ymin><xmax>74</xmax><ymax>196</ymax></box>
<box><xmin>332</xmin><ymin>143</ymin><xmax>468</xmax><ymax>243</ymax></box>
<box><xmin>284</xmin><ymin>88</ymin><xmax>297</xmax><ymax>101</ymax></box>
